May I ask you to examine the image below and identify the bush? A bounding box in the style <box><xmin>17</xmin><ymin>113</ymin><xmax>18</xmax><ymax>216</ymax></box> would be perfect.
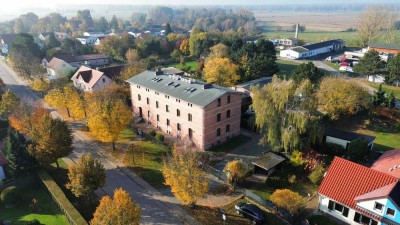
<box><xmin>155</xmin><ymin>133</ymin><xmax>164</xmax><ymax>142</ymax></box>
<box><xmin>288</xmin><ymin>175</ymin><xmax>297</xmax><ymax>184</ymax></box>
<box><xmin>1</xmin><ymin>186</ymin><xmax>20</xmax><ymax>206</ymax></box>
<box><xmin>326</xmin><ymin>143</ymin><xmax>346</xmax><ymax>156</ymax></box>
<box><xmin>308</xmin><ymin>165</ymin><xmax>325</xmax><ymax>185</ymax></box>
<box><xmin>149</xmin><ymin>130</ymin><xmax>156</xmax><ymax>137</ymax></box>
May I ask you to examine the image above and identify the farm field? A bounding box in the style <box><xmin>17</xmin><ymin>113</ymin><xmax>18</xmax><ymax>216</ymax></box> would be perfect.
<box><xmin>264</xmin><ymin>31</ymin><xmax>357</xmax><ymax>43</ymax></box>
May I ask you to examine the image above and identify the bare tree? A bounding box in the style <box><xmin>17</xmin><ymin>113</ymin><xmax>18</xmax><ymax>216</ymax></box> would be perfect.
<box><xmin>384</xmin><ymin>9</ymin><xmax>399</xmax><ymax>44</ymax></box>
<box><xmin>356</xmin><ymin>6</ymin><xmax>386</xmax><ymax>47</ymax></box>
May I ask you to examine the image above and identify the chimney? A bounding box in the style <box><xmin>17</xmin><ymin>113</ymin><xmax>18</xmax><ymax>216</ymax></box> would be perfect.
<box><xmin>295</xmin><ymin>24</ymin><xmax>299</xmax><ymax>39</ymax></box>
<box><xmin>155</xmin><ymin>68</ymin><xmax>163</xmax><ymax>76</ymax></box>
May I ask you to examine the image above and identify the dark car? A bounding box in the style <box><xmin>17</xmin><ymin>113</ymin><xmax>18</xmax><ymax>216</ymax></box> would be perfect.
<box><xmin>235</xmin><ymin>203</ymin><xmax>265</xmax><ymax>224</ymax></box>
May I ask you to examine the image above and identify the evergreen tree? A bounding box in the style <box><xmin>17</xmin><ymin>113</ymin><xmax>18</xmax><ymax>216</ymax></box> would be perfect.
<box><xmin>372</xmin><ymin>84</ymin><xmax>386</xmax><ymax>106</ymax></box>
<box><xmin>387</xmin><ymin>54</ymin><xmax>400</xmax><ymax>86</ymax></box>
<box><xmin>354</xmin><ymin>50</ymin><xmax>384</xmax><ymax>78</ymax></box>
<box><xmin>5</xmin><ymin>128</ymin><xmax>37</xmax><ymax>178</ymax></box>
<box><xmin>165</xmin><ymin>23</ymin><xmax>172</xmax><ymax>35</ymax></box>
<box><xmin>387</xmin><ymin>91</ymin><xmax>396</xmax><ymax>108</ymax></box>
<box><xmin>290</xmin><ymin>62</ymin><xmax>324</xmax><ymax>84</ymax></box>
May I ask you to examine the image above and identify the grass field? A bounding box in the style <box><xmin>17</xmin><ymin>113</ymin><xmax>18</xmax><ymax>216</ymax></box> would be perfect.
<box><xmin>364</xmin><ymin>82</ymin><xmax>400</xmax><ymax>99</ymax></box>
<box><xmin>277</xmin><ymin>59</ymin><xmax>301</xmax><ymax>76</ymax></box>
<box><xmin>209</xmin><ymin>134</ymin><xmax>252</xmax><ymax>153</ymax></box>
<box><xmin>0</xmin><ymin>185</ymin><xmax>69</xmax><ymax>225</ymax></box>
<box><xmin>169</xmin><ymin>61</ymin><xmax>199</xmax><ymax>72</ymax></box>
<box><xmin>264</xmin><ymin>31</ymin><xmax>357</xmax><ymax>43</ymax></box>
<box><xmin>123</xmin><ymin>140</ymin><xmax>170</xmax><ymax>189</ymax></box>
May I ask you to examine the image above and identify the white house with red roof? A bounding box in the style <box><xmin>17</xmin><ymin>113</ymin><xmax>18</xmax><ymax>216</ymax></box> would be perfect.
<box><xmin>318</xmin><ymin>157</ymin><xmax>400</xmax><ymax>225</ymax></box>
<box><xmin>372</xmin><ymin>149</ymin><xmax>400</xmax><ymax>179</ymax></box>
<box><xmin>71</xmin><ymin>66</ymin><xmax>113</xmax><ymax>92</ymax></box>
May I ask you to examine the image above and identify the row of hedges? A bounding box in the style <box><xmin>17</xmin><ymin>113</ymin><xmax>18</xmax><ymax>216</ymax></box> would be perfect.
<box><xmin>37</xmin><ymin>170</ymin><xmax>88</xmax><ymax>225</ymax></box>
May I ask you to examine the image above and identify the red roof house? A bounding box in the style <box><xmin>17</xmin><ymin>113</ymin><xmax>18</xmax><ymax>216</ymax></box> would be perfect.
<box><xmin>318</xmin><ymin>157</ymin><xmax>400</xmax><ymax>224</ymax></box>
<box><xmin>371</xmin><ymin>149</ymin><xmax>400</xmax><ymax>179</ymax></box>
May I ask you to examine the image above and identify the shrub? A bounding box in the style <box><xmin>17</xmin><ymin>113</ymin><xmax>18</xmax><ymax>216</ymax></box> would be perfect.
<box><xmin>308</xmin><ymin>165</ymin><xmax>326</xmax><ymax>185</ymax></box>
<box><xmin>155</xmin><ymin>133</ymin><xmax>164</xmax><ymax>142</ymax></box>
<box><xmin>326</xmin><ymin>143</ymin><xmax>346</xmax><ymax>156</ymax></box>
<box><xmin>149</xmin><ymin>130</ymin><xmax>156</xmax><ymax>137</ymax></box>
<box><xmin>1</xmin><ymin>186</ymin><xmax>20</xmax><ymax>206</ymax></box>
<box><xmin>288</xmin><ymin>175</ymin><xmax>297</xmax><ymax>184</ymax></box>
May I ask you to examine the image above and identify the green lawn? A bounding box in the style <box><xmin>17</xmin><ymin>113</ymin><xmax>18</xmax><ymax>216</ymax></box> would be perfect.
<box><xmin>209</xmin><ymin>135</ymin><xmax>252</xmax><ymax>153</ymax></box>
<box><xmin>117</xmin><ymin>127</ymin><xmax>136</xmax><ymax>142</ymax></box>
<box><xmin>276</xmin><ymin>59</ymin><xmax>301</xmax><ymax>76</ymax></box>
<box><xmin>366</xmin><ymin>82</ymin><xmax>400</xmax><ymax>99</ymax></box>
<box><xmin>170</xmin><ymin>60</ymin><xmax>199</xmax><ymax>72</ymax></box>
<box><xmin>323</xmin><ymin>61</ymin><xmax>340</xmax><ymax>71</ymax></box>
<box><xmin>123</xmin><ymin>141</ymin><xmax>170</xmax><ymax>189</ymax></box>
<box><xmin>0</xmin><ymin>185</ymin><xmax>69</xmax><ymax>225</ymax></box>
<box><xmin>248</xmin><ymin>163</ymin><xmax>317</xmax><ymax>201</ymax></box>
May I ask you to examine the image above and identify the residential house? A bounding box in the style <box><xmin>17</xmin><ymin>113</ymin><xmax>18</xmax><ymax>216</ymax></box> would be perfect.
<box><xmin>369</xmin><ymin>43</ymin><xmax>400</xmax><ymax>56</ymax></box>
<box><xmin>83</xmin><ymin>31</ymin><xmax>106</xmax><ymax>38</ymax></box>
<box><xmin>318</xmin><ymin>157</ymin><xmax>400</xmax><ymax>225</ymax></box>
<box><xmin>94</xmin><ymin>36</ymin><xmax>107</xmax><ymax>46</ymax></box>
<box><xmin>54</xmin><ymin>32</ymin><xmax>70</xmax><ymax>41</ymax></box>
<box><xmin>324</xmin><ymin>127</ymin><xmax>375</xmax><ymax>150</ymax></box>
<box><xmin>0</xmin><ymin>34</ymin><xmax>17</xmax><ymax>54</ymax></box>
<box><xmin>126</xmin><ymin>69</ymin><xmax>243</xmax><ymax>150</ymax></box>
<box><xmin>0</xmin><ymin>151</ymin><xmax>6</xmax><ymax>180</ymax></box>
<box><xmin>271</xmin><ymin>38</ymin><xmax>299</xmax><ymax>47</ymax></box>
<box><xmin>280</xmin><ymin>39</ymin><xmax>345</xmax><ymax>59</ymax></box>
<box><xmin>48</xmin><ymin>54</ymin><xmax>110</xmax><ymax>68</ymax></box>
<box><xmin>38</xmin><ymin>32</ymin><xmax>53</xmax><ymax>41</ymax></box>
<box><xmin>98</xmin><ymin>65</ymin><xmax>126</xmax><ymax>80</ymax></box>
<box><xmin>76</xmin><ymin>35</ymin><xmax>97</xmax><ymax>45</ymax></box>
<box><xmin>71</xmin><ymin>66</ymin><xmax>113</xmax><ymax>92</ymax></box>
<box><xmin>371</xmin><ymin>149</ymin><xmax>400</xmax><ymax>179</ymax></box>
<box><xmin>45</xmin><ymin>57</ymin><xmax>77</xmax><ymax>80</ymax></box>
<box><xmin>345</xmin><ymin>48</ymin><xmax>390</xmax><ymax>62</ymax></box>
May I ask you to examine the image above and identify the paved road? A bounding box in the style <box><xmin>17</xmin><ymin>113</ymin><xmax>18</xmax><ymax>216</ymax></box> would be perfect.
<box><xmin>0</xmin><ymin>60</ymin><xmax>198</xmax><ymax>225</ymax></box>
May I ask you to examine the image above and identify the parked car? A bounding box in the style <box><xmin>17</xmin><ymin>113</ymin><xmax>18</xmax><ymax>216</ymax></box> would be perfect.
<box><xmin>235</xmin><ymin>203</ymin><xmax>265</xmax><ymax>224</ymax></box>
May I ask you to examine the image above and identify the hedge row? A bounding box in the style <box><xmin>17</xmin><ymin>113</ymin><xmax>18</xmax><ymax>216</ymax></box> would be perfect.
<box><xmin>37</xmin><ymin>170</ymin><xmax>88</xmax><ymax>225</ymax></box>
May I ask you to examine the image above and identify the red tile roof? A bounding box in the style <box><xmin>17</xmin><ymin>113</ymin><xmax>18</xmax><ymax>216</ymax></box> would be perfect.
<box><xmin>318</xmin><ymin>157</ymin><xmax>398</xmax><ymax>208</ymax></box>
<box><xmin>371</xmin><ymin>149</ymin><xmax>400</xmax><ymax>179</ymax></box>
<box><xmin>354</xmin><ymin>182</ymin><xmax>397</xmax><ymax>201</ymax></box>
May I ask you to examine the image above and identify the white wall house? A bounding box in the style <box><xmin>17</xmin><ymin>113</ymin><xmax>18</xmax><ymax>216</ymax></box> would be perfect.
<box><xmin>83</xmin><ymin>32</ymin><xmax>105</xmax><ymax>38</ymax></box>
<box><xmin>324</xmin><ymin>127</ymin><xmax>375</xmax><ymax>150</ymax></box>
<box><xmin>368</xmin><ymin>75</ymin><xmax>386</xmax><ymax>83</ymax></box>
<box><xmin>71</xmin><ymin>66</ymin><xmax>113</xmax><ymax>92</ymax></box>
<box><xmin>280</xmin><ymin>39</ymin><xmax>345</xmax><ymax>59</ymax></box>
<box><xmin>318</xmin><ymin>157</ymin><xmax>400</xmax><ymax>225</ymax></box>
<box><xmin>76</xmin><ymin>36</ymin><xmax>97</xmax><ymax>45</ymax></box>
<box><xmin>45</xmin><ymin>57</ymin><xmax>77</xmax><ymax>80</ymax></box>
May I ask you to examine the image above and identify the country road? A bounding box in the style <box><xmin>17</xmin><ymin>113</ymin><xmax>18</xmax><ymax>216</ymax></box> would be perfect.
<box><xmin>0</xmin><ymin>60</ymin><xmax>199</xmax><ymax>225</ymax></box>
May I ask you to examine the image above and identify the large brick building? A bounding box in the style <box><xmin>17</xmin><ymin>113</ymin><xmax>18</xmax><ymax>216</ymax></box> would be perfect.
<box><xmin>127</xmin><ymin>69</ymin><xmax>243</xmax><ymax>150</ymax></box>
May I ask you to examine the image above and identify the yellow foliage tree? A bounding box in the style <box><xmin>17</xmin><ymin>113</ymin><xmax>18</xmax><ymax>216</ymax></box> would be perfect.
<box><xmin>161</xmin><ymin>146</ymin><xmax>208</xmax><ymax>205</ymax></box>
<box><xmin>119</xmin><ymin>64</ymin><xmax>146</xmax><ymax>81</ymax></box>
<box><xmin>317</xmin><ymin>77</ymin><xmax>371</xmax><ymax>120</ymax></box>
<box><xmin>179</xmin><ymin>39</ymin><xmax>190</xmax><ymax>55</ymax></box>
<box><xmin>45</xmin><ymin>86</ymin><xmax>86</xmax><ymax>120</ymax></box>
<box><xmin>30</xmin><ymin>79</ymin><xmax>50</xmax><ymax>93</ymax></box>
<box><xmin>203</xmin><ymin>57</ymin><xmax>240</xmax><ymax>87</ymax></box>
<box><xmin>0</xmin><ymin>89</ymin><xmax>20</xmax><ymax>116</ymax></box>
<box><xmin>223</xmin><ymin>160</ymin><xmax>247</xmax><ymax>188</ymax></box>
<box><xmin>270</xmin><ymin>189</ymin><xmax>306</xmax><ymax>215</ymax></box>
<box><xmin>91</xmin><ymin>188</ymin><xmax>141</xmax><ymax>225</ymax></box>
<box><xmin>87</xmin><ymin>98</ymin><xmax>131</xmax><ymax>150</ymax></box>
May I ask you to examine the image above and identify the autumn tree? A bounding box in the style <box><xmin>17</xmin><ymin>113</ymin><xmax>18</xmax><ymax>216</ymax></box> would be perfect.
<box><xmin>251</xmin><ymin>76</ymin><xmax>322</xmax><ymax>153</ymax></box>
<box><xmin>162</xmin><ymin>145</ymin><xmax>208</xmax><ymax>206</ymax></box>
<box><xmin>179</xmin><ymin>39</ymin><xmax>190</xmax><ymax>55</ymax></box>
<box><xmin>223</xmin><ymin>160</ymin><xmax>247</xmax><ymax>189</ymax></box>
<box><xmin>119</xmin><ymin>64</ymin><xmax>146</xmax><ymax>81</ymax></box>
<box><xmin>208</xmin><ymin>43</ymin><xmax>231</xmax><ymax>59</ymax></box>
<box><xmin>45</xmin><ymin>86</ymin><xmax>86</xmax><ymax>120</ymax></box>
<box><xmin>91</xmin><ymin>188</ymin><xmax>141</xmax><ymax>225</ymax></box>
<box><xmin>290</xmin><ymin>62</ymin><xmax>324</xmax><ymax>84</ymax></box>
<box><xmin>9</xmin><ymin>103</ymin><xmax>47</xmax><ymax>136</ymax></box>
<box><xmin>28</xmin><ymin>114</ymin><xmax>73</xmax><ymax>168</ymax></box>
<box><xmin>356</xmin><ymin>6</ymin><xmax>386</xmax><ymax>46</ymax></box>
<box><xmin>354</xmin><ymin>50</ymin><xmax>385</xmax><ymax>78</ymax></box>
<box><xmin>317</xmin><ymin>77</ymin><xmax>371</xmax><ymax>120</ymax></box>
<box><xmin>86</xmin><ymin>97</ymin><xmax>131</xmax><ymax>150</ymax></box>
<box><xmin>203</xmin><ymin>57</ymin><xmax>240</xmax><ymax>87</ymax></box>
<box><xmin>5</xmin><ymin>128</ymin><xmax>37</xmax><ymax>178</ymax></box>
<box><xmin>29</xmin><ymin>79</ymin><xmax>50</xmax><ymax>95</ymax></box>
<box><xmin>0</xmin><ymin>90</ymin><xmax>20</xmax><ymax>116</ymax></box>
<box><xmin>270</xmin><ymin>189</ymin><xmax>305</xmax><ymax>215</ymax></box>
<box><xmin>66</xmin><ymin>153</ymin><xmax>105</xmax><ymax>200</ymax></box>
<box><xmin>125</xmin><ymin>48</ymin><xmax>141</xmax><ymax>64</ymax></box>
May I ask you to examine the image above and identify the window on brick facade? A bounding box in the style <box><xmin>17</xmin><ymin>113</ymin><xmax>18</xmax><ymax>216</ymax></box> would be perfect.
<box><xmin>188</xmin><ymin>128</ymin><xmax>193</xmax><ymax>139</ymax></box>
<box><xmin>146</xmin><ymin>97</ymin><xmax>149</xmax><ymax>105</ymax></box>
<box><xmin>177</xmin><ymin>109</ymin><xmax>180</xmax><ymax>117</ymax></box>
<box><xmin>166</xmin><ymin>105</ymin><xmax>169</xmax><ymax>112</ymax></box>
<box><xmin>217</xmin><ymin>128</ymin><xmax>221</xmax><ymax>137</ymax></box>
<box><xmin>177</xmin><ymin>123</ymin><xmax>181</xmax><ymax>131</ymax></box>
<box><xmin>217</xmin><ymin>113</ymin><xmax>221</xmax><ymax>122</ymax></box>
<box><xmin>227</xmin><ymin>95</ymin><xmax>231</xmax><ymax>103</ymax></box>
<box><xmin>147</xmin><ymin>110</ymin><xmax>150</xmax><ymax>117</ymax></box>
<box><xmin>167</xmin><ymin>119</ymin><xmax>170</xmax><ymax>126</ymax></box>
<box><xmin>217</xmin><ymin>98</ymin><xmax>221</xmax><ymax>106</ymax></box>
<box><xmin>156</xmin><ymin>101</ymin><xmax>159</xmax><ymax>108</ymax></box>
<box><xmin>157</xmin><ymin>114</ymin><xmax>160</xmax><ymax>121</ymax></box>
<box><xmin>226</xmin><ymin>124</ymin><xmax>230</xmax><ymax>132</ymax></box>
<box><xmin>226</xmin><ymin>110</ymin><xmax>231</xmax><ymax>118</ymax></box>
<box><xmin>138</xmin><ymin>94</ymin><xmax>141</xmax><ymax>101</ymax></box>
<box><xmin>188</xmin><ymin>113</ymin><xmax>192</xmax><ymax>121</ymax></box>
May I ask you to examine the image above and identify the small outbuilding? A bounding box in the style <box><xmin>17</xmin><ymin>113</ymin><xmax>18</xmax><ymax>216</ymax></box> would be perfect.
<box><xmin>324</xmin><ymin>127</ymin><xmax>375</xmax><ymax>150</ymax></box>
<box><xmin>252</xmin><ymin>151</ymin><xmax>286</xmax><ymax>177</ymax></box>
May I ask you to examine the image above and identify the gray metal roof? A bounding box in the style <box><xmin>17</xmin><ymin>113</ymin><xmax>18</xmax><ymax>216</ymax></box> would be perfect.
<box><xmin>126</xmin><ymin>70</ymin><xmax>242</xmax><ymax>108</ymax></box>
<box><xmin>236</xmin><ymin>77</ymin><xmax>272</xmax><ymax>91</ymax></box>
<box><xmin>252</xmin><ymin>152</ymin><xmax>286</xmax><ymax>171</ymax></box>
